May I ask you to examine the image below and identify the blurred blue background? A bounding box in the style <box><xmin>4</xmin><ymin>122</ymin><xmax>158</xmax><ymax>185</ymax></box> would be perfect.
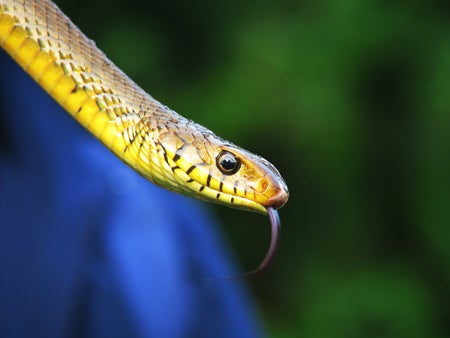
<box><xmin>3</xmin><ymin>0</ymin><xmax>450</xmax><ymax>337</ymax></box>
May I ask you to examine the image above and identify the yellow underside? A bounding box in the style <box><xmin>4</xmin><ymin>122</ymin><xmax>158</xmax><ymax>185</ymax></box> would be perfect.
<box><xmin>0</xmin><ymin>10</ymin><xmax>132</xmax><ymax>161</ymax></box>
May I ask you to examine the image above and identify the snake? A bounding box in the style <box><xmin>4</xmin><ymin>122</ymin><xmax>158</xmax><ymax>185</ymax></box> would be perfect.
<box><xmin>0</xmin><ymin>0</ymin><xmax>289</xmax><ymax>274</ymax></box>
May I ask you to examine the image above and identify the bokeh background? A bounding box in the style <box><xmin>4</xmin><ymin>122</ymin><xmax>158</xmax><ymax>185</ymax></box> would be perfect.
<box><xmin>56</xmin><ymin>0</ymin><xmax>449</xmax><ymax>337</ymax></box>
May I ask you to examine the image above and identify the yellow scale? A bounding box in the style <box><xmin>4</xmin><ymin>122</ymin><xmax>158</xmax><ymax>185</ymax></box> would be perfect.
<box><xmin>0</xmin><ymin>2</ymin><xmax>179</xmax><ymax>194</ymax></box>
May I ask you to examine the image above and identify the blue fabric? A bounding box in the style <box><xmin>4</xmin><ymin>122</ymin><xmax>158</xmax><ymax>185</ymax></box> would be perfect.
<box><xmin>0</xmin><ymin>51</ymin><xmax>263</xmax><ymax>338</ymax></box>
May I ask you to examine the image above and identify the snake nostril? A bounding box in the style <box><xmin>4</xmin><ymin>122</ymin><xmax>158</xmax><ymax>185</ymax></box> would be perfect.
<box><xmin>255</xmin><ymin>178</ymin><xmax>269</xmax><ymax>193</ymax></box>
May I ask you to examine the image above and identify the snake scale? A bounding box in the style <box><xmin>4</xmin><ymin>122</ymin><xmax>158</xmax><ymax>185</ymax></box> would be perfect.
<box><xmin>0</xmin><ymin>0</ymin><xmax>288</xmax><ymax>274</ymax></box>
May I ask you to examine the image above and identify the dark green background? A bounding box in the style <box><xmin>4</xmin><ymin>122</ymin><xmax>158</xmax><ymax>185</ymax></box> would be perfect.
<box><xmin>57</xmin><ymin>0</ymin><xmax>450</xmax><ymax>337</ymax></box>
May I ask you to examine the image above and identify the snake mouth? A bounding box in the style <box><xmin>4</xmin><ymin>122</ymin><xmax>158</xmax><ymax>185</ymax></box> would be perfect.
<box><xmin>266</xmin><ymin>188</ymin><xmax>289</xmax><ymax>210</ymax></box>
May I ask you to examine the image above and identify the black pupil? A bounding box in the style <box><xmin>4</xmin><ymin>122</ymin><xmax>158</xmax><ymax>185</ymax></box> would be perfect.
<box><xmin>217</xmin><ymin>151</ymin><xmax>241</xmax><ymax>175</ymax></box>
<box><xmin>221</xmin><ymin>155</ymin><xmax>236</xmax><ymax>170</ymax></box>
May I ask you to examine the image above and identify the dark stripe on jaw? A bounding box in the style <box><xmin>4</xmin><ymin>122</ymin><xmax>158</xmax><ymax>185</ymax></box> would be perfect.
<box><xmin>173</xmin><ymin>153</ymin><xmax>181</xmax><ymax>162</ymax></box>
<box><xmin>233</xmin><ymin>181</ymin><xmax>239</xmax><ymax>194</ymax></box>
<box><xmin>171</xmin><ymin>166</ymin><xmax>180</xmax><ymax>172</ymax></box>
<box><xmin>216</xmin><ymin>193</ymin><xmax>221</xmax><ymax>199</ymax></box>
<box><xmin>186</xmin><ymin>165</ymin><xmax>196</xmax><ymax>175</ymax></box>
<box><xmin>186</xmin><ymin>178</ymin><xmax>194</xmax><ymax>183</ymax></box>
<box><xmin>159</xmin><ymin>143</ymin><xmax>171</xmax><ymax>167</ymax></box>
<box><xmin>206</xmin><ymin>174</ymin><xmax>212</xmax><ymax>187</ymax></box>
<box><xmin>199</xmin><ymin>186</ymin><xmax>205</xmax><ymax>192</ymax></box>
<box><xmin>219</xmin><ymin>180</ymin><xmax>224</xmax><ymax>192</ymax></box>
<box><xmin>173</xmin><ymin>143</ymin><xmax>186</xmax><ymax>162</ymax></box>
<box><xmin>231</xmin><ymin>197</ymin><xmax>235</xmax><ymax>203</ymax></box>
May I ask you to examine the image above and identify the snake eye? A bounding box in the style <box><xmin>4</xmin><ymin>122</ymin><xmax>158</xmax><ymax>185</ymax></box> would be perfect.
<box><xmin>216</xmin><ymin>151</ymin><xmax>241</xmax><ymax>175</ymax></box>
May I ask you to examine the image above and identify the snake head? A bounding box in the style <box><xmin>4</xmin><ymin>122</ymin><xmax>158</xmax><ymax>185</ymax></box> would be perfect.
<box><xmin>157</xmin><ymin>122</ymin><xmax>289</xmax><ymax>214</ymax></box>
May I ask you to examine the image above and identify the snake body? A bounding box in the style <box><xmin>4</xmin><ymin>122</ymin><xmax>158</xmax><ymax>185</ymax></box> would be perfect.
<box><xmin>0</xmin><ymin>0</ymin><xmax>288</xmax><ymax>272</ymax></box>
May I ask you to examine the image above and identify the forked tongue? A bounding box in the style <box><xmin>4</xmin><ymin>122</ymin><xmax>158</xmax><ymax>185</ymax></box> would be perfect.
<box><xmin>246</xmin><ymin>206</ymin><xmax>281</xmax><ymax>276</ymax></box>
<box><xmin>205</xmin><ymin>207</ymin><xmax>281</xmax><ymax>280</ymax></box>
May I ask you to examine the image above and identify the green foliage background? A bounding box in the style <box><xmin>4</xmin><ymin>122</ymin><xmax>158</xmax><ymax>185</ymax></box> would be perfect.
<box><xmin>58</xmin><ymin>0</ymin><xmax>449</xmax><ymax>336</ymax></box>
